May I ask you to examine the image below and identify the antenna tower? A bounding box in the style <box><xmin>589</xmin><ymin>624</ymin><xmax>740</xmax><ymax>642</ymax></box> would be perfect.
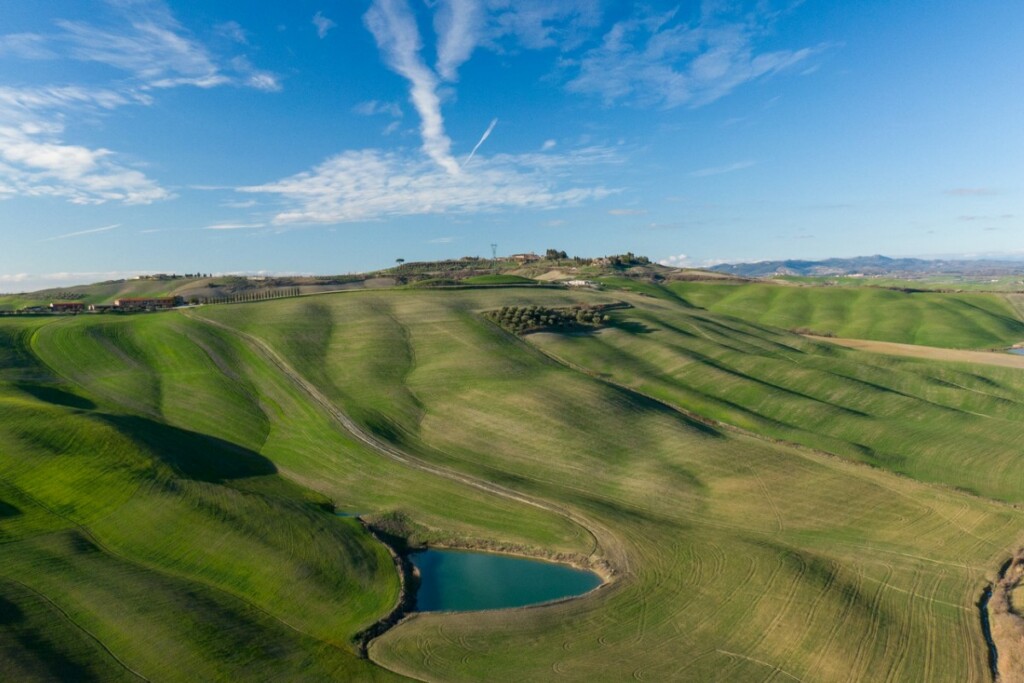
<box><xmin>491</xmin><ymin>243</ymin><xmax>498</xmax><ymax>261</ymax></box>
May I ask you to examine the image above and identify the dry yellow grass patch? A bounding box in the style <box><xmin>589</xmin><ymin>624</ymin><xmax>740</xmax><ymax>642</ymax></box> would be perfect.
<box><xmin>806</xmin><ymin>335</ymin><xmax>1024</xmax><ymax>369</ymax></box>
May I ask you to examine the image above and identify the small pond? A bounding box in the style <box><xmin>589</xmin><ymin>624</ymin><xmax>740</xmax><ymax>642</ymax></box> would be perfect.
<box><xmin>411</xmin><ymin>549</ymin><xmax>602</xmax><ymax>612</ymax></box>
<box><xmin>1009</xmin><ymin>348</ymin><xmax>1024</xmax><ymax>356</ymax></box>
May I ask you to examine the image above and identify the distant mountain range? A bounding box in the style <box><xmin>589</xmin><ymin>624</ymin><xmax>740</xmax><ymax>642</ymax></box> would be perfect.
<box><xmin>709</xmin><ymin>255</ymin><xmax>1024</xmax><ymax>278</ymax></box>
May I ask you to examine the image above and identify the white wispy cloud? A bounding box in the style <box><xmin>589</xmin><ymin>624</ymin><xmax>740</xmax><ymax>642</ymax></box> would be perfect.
<box><xmin>40</xmin><ymin>223</ymin><xmax>120</xmax><ymax>242</ymax></box>
<box><xmin>431</xmin><ymin>1</ymin><xmax>601</xmax><ymax>81</ymax></box>
<box><xmin>463</xmin><ymin>117</ymin><xmax>498</xmax><ymax>166</ymax></box>
<box><xmin>365</xmin><ymin>0</ymin><xmax>460</xmax><ymax>175</ymax></box>
<box><xmin>566</xmin><ymin>7</ymin><xmax>822</xmax><ymax>108</ymax></box>
<box><xmin>0</xmin><ymin>126</ymin><xmax>170</xmax><ymax>204</ymax></box>
<box><xmin>363</xmin><ymin>0</ymin><xmax>607</xmax><ymax>175</ymax></box>
<box><xmin>434</xmin><ymin>0</ymin><xmax>485</xmax><ymax>81</ymax></box>
<box><xmin>659</xmin><ymin>253</ymin><xmax>691</xmax><ymax>267</ymax></box>
<box><xmin>56</xmin><ymin>18</ymin><xmax>228</xmax><ymax>89</ymax></box>
<box><xmin>204</xmin><ymin>222</ymin><xmax>265</xmax><ymax>230</ymax></box>
<box><xmin>0</xmin><ymin>33</ymin><xmax>58</xmax><ymax>59</ymax></box>
<box><xmin>943</xmin><ymin>188</ymin><xmax>1000</xmax><ymax>196</ymax></box>
<box><xmin>958</xmin><ymin>214</ymin><xmax>1014</xmax><ymax>221</ymax></box>
<box><xmin>215</xmin><ymin>21</ymin><xmax>248</xmax><ymax>44</ymax></box>
<box><xmin>0</xmin><ymin>85</ymin><xmax>152</xmax><ymax>113</ymax></box>
<box><xmin>542</xmin><ymin>139</ymin><xmax>557</xmax><ymax>151</ymax></box>
<box><xmin>313</xmin><ymin>12</ymin><xmax>337</xmax><ymax>39</ymax></box>
<box><xmin>222</xmin><ymin>199</ymin><xmax>258</xmax><ymax>208</ymax></box>
<box><xmin>0</xmin><ymin>270</ymin><xmax>159</xmax><ymax>291</ymax></box>
<box><xmin>488</xmin><ymin>1</ymin><xmax>602</xmax><ymax>51</ymax></box>
<box><xmin>0</xmin><ymin>1</ymin><xmax>280</xmax><ymax>206</ymax></box>
<box><xmin>0</xmin><ymin>85</ymin><xmax>170</xmax><ymax>204</ymax></box>
<box><xmin>353</xmin><ymin>100</ymin><xmax>404</xmax><ymax>118</ymax></box>
<box><xmin>608</xmin><ymin>208</ymin><xmax>647</xmax><ymax>215</ymax></box>
<box><xmin>2</xmin><ymin>1</ymin><xmax>279</xmax><ymax>91</ymax></box>
<box><xmin>238</xmin><ymin>146</ymin><xmax>618</xmax><ymax>224</ymax></box>
<box><xmin>688</xmin><ymin>160</ymin><xmax>755</xmax><ymax>177</ymax></box>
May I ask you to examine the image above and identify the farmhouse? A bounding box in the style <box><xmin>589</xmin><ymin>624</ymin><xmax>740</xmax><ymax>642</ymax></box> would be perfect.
<box><xmin>88</xmin><ymin>304</ymin><xmax>114</xmax><ymax>313</ymax></box>
<box><xmin>49</xmin><ymin>302</ymin><xmax>85</xmax><ymax>313</ymax></box>
<box><xmin>114</xmin><ymin>297</ymin><xmax>181</xmax><ymax>310</ymax></box>
<box><xmin>565</xmin><ymin>280</ymin><xmax>599</xmax><ymax>288</ymax></box>
<box><xmin>511</xmin><ymin>253</ymin><xmax>540</xmax><ymax>263</ymax></box>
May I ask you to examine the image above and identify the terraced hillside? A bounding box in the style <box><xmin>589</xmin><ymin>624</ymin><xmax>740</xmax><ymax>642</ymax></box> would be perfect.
<box><xmin>3</xmin><ymin>283</ymin><xmax>1024</xmax><ymax>681</ymax></box>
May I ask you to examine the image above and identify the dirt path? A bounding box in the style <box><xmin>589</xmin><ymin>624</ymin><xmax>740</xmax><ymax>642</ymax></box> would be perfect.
<box><xmin>985</xmin><ymin>550</ymin><xmax>1024</xmax><ymax>682</ymax></box>
<box><xmin>805</xmin><ymin>336</ymin><xmax>1024</xmax><ymax>370</ymax></box>
<box><xmin>183</xmin><ymin>311</ymin><xmax>626</xmax><ymax>576</ymax></box>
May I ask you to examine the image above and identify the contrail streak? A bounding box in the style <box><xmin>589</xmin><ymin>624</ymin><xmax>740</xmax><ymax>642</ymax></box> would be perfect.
<box><xmin>463</xmin><ymin>117</ymin><xmax>497</xmax><ymax>167</ymax></box>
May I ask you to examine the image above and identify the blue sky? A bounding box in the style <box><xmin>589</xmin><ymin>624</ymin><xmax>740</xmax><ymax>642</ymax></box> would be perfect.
<box><xmin>1</xmin><ymin>0</ymin><xmax>1021</xmax><ymax>290</ymax></box>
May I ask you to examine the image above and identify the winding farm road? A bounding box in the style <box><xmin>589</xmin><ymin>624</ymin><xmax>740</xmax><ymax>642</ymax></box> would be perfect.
<box><xmin>184</xmin><ymin>308</ymin><xmax>627</xmax><ymax>576</ymax></box>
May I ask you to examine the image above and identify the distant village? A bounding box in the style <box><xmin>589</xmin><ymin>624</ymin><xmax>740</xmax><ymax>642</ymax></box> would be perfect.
<box><xmin>16</xmin><ymin>297</ymin><xmax>185</xmax><ymax>316</ymax></box>
<box><xmin>0</xmin><ymin>253</ymin><xmax>658</xmax><ymax>316</ymax></box>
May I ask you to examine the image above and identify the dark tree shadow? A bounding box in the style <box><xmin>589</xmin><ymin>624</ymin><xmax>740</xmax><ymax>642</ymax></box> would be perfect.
<box><xmin>608</xmin><ymin>320</ymin><xmax>655</xmax><ymax>334</ymax></box>
<box><xmin>98</xmin><ymin>415</ymin><xmax>277</xmax><ymax>482</ymax></box>
<box><xmin>13</xmin><ymin>383</ymin><xmax>96</xmax><ymax>411</ymax></box>
<box><xmin>0</xmin><ymin>499</ymin><xmax>21</xmax><ymax>518</ymax></box>
<box><xmin>0</xmin><ymin>587</ymin><xmax>101</xmax><ymax>682</ymax></box>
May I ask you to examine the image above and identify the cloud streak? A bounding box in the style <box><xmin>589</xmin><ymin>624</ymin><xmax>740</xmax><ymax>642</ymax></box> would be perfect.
<box><xmin>689</xmin><ymin>160</ymin><xmax>755</xmax><ymax>177</ymax></box>
<box><xmin>41</xmin><ymin>223</ymin><xmax>120</xmax><ymax>242</ymax></box>
<box><xmin>944</xmin><ymin>188</ymin><xmax>999</xmax><ymax>196</ymax></box>
<box><xmin>0</xmin><ymin>1</ymin><xmax>282</xmax><ymax>206</ymax></box>
<box><xmin>463</xmin><ymin>118</ymin><xmax>498</xmax><ymax>166</ymax></box>
<box><xmin>365</xmin><ymin>0</ymin><xmax>460</xmax><ymax>175</ymax></box>
<box><xmin>0</xmin><ymin>85</ymin><xmax>170</xmax><ymax>204</ymax></box>
<box><xmin>313</xmin><ymin>12</ymin><xmax>337</xmax><ymax>39</ymax></box>
<box><xmin>204</xmin><ymin>222</ymin><xmax>265</xmax><ymax>230</ymax></box>
<box><xmin>434</xmin><ymin>0</ymin><xmax>485</xmax><ymax>81</ymax></box>
<box><xmin>238</xmin><ymin>146</ymin><xmax>618</xmax><ymax>224</ymax></box>
<box><xmin>566</xmin><ymin>7</ymin><xmax>822</xmax><ymax>108</ymax></box>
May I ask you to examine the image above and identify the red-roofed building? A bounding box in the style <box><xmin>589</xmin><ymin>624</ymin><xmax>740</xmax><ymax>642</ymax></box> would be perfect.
<box><xmin>113</xmin><ymin>297</ymin><xmax>181</xmax><ymax>310</ymax></box>
<box><xmin>50</xmin><ymin>302</ymin><xmax>85</xmax><ymax>313</ymax></box>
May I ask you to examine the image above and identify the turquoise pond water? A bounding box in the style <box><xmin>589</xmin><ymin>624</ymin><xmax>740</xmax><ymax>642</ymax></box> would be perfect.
<box><xmin>1010</xmin><ymin>348</ymin><xmax>1024</xmax><ymax>356</ymax></box>
<box><xmin>411</xmin><ymin>549</ymin><xmax>602</xmax><ymax>612</ymax></box>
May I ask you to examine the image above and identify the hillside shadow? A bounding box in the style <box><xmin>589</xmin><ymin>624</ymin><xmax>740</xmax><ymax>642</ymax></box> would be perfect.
<box><xmin>99</xmin><ymin>414</ymin><xmax>277</xmax><ymax>483</ymax></box>
<box><xmin>14</xmin><ymin>383</ymin><xmax>96</xmax><ymax>411</ymax></box>
<box><xmin>0</xmin><ymin>589</ymin><xmax>102</xmax><ymax>682</ymax></box>
<box><xmin>608</xmin><ymin>320</ymin><xmax>655</xmax><ymax>334</ymax></box>
<box><xmin>0</xmin><ymin>499</ymin><xmax>21</xmax><ymax>518</ymax></box>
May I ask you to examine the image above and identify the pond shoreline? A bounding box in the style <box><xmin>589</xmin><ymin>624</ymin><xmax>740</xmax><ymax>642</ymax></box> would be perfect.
<box><xmin>982</xmin><ymin>550</ymin><xmax>1024</xmax><ymax>682</ymax></box>
<box><xmin>352</xmin><ymin>517</ymin><xmax>614</xmax><ymax>657</ymax></box>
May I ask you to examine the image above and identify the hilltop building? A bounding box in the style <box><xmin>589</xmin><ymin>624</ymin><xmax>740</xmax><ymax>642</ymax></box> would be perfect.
<box><xmin>49</xmin><ymin>302</ymin><xmax>85</xmax><ymax>313</ymax></box>
<box><xmin>511</xmin><ymin>253</ymin><xmax>540</xmax><ymax>263</ymax></box>
<box><xmin>113</xmin><ymin>297</ymin><xmax>181</xmax><ymax>310</ymax></box>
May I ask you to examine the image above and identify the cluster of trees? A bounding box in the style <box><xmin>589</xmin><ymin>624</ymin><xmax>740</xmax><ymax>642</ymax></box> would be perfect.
<box><xmin>137</xmin><ymin>273</ymin><xmax>212</xmax><ymax>280</ymax></box>
<box><xmin>606</xmin><ymin>252</ymin><xmax>651</xmax><ymax>267</ymax></box>
<box><xmin>485</xmin><ymin>304</ymin><xmax>611</xmax><ymax>335</ymax></box>
<box><xmin>537</xmin><ymin>251</ymin><xmax>652</xmax><ymax>267</ymax></box>
<box><xmin>211</xmin><ymin>287</ymin><xmax>302</xmax><ymax>305</ymax></box>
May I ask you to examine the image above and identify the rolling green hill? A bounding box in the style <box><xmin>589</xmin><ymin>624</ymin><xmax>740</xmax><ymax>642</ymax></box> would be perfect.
<box><xmin>3</xmin><ymin>283</ymin><xmax>1024</xmax><ymax>680</ymax></box>
<box><xmin>669</xmin><ymin>280</ymin><xmax>1024</xmax><ymax>349</ymax></box>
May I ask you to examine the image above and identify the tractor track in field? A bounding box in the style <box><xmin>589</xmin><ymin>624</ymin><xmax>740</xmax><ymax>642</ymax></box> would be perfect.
<box><xmin>183</xmin><ymin>311</ymin><xmax>627</xmax><ymax>655</ymax></box>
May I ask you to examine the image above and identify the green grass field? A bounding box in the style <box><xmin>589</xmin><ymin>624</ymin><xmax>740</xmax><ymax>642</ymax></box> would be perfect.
<box><xmin>461</xmin><ymin>274</ymin><xmax>537</xmax><ymax>285</ymax></box>
<box><xmin>669</xmin><ymin>280</ymin><xmax>1024</xmax><ymax>349</ymax></box>
<box><xmin>4</xmin><ymin>282</ymin><xmax>1024</xmax><ymax>680</ymax></box>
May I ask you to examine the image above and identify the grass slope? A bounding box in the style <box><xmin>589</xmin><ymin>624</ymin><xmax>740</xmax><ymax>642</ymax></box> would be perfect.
<box><xmin>670</xmin><ymin>280</ymin><xmax>1024</xmax><ymax>348</ymax></box>
<box><xmin>0</xmin><ymin>319</ymin><xmax>401</xmax><ymax>681</ymax></box>
<box><xmin>194</xmin><ymin>290</ymin><xmax>1022</xmax><ymax>681</ymax></box>
<box><xmin>530</xmin><ymin>291</ymin><xmax>1024</xmax><ymax>503</ymax></box>
<box><xmin>5</xmin><ymin>286</ymin><xmax>1024</xmax><ymax>681</ymax></box>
